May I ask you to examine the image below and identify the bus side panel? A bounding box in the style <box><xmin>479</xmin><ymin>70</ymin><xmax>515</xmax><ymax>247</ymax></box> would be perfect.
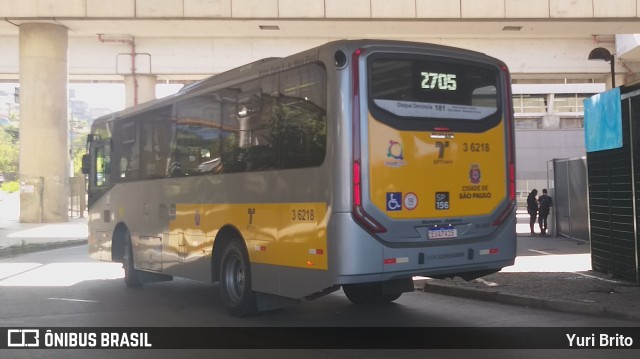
<box><xmin>87</xmin><ymin>192</ymin><xmax>115</xmax><ymax>262</ymax></box>
<box><xmin>88</xmin><ymin>181</ymin><xmax>161</xmax><ymax>271</ymax></box>
<box><xmin>157</xmin><ymin>171</ymin><xmax>333</xmax><ymax>298</ymax></box>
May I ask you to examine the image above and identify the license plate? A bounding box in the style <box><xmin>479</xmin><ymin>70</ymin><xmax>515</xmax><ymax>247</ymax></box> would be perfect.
<box><xmin>428</xmin><ymin>226</ymin><xmax>457</xmax><ymax>240</ymax></box>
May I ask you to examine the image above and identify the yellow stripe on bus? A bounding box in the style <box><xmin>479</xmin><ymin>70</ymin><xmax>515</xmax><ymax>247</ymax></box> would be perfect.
<box><xmin>169</xmin><ymin>202</ymin><xmax>328</xmax><ymax>270</ymax></box>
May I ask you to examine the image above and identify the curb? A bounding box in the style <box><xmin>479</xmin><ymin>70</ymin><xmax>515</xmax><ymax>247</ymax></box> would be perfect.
<box><xmin>417</xmin><ymin>281</ymin><xmax>640</xmax><ymax>322</ymax></box>
<box><xmin>0</xmin><ymin>239</ymin><xmax>88</xmax><ymax>259</ymax></box>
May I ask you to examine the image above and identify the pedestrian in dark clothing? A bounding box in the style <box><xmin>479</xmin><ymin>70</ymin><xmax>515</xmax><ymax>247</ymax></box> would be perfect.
<box><xmin>527</xmin><ymin>189</ymin><xmax>538</xmax><ymax>235</ymax></box>
<box><xmin>538</xmin><ymin>188</ymin><xmax>553</xmax><ymax>236</ymax></box>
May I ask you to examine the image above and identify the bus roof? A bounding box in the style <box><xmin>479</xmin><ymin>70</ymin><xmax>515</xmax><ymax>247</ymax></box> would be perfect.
<box><xmin>90</xmin><ymin>39</ymin><xmax>500</xmax><ymax>128</ymax></box>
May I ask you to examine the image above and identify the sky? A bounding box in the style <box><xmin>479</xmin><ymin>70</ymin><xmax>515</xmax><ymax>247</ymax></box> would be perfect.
<box><xmin>0</xmin><ymin>82</ymin><xmax>183</xmax><ymax>115</ymax></box>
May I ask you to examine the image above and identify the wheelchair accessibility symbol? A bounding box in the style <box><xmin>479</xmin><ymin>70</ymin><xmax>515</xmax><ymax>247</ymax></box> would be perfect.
<box><xmin>386</xmin><ymin>192</ymin><xmax>403</xmax><ymax>211</ymax></box>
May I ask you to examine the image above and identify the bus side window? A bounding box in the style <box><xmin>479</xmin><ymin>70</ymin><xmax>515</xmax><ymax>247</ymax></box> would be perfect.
<box><xmin>217</xmin><ymin>65</ymin><xmax>327</xmax><ymax>173</ymax></box>
<box><xmin>221</xmin><ymin>89</ymin><xmax>244</xmax><ymax>173</ymax></box>
<box><xmin>141</xmin><ymin>107</ymin><xmax>173</xmax><ymax>179</ymax></box>
<box><xmin>222</xmin><ymin>80</ymin><xmax>278</xmax><ymax>173</ymax></box>
<box><xmin>117</xmin><ymin>121</ymin><xmax>139</xmax><ymax>181</ymax></box>
<box><xmin>278</xmin><ymin>63</ymin><xmax>327</xmax><ymax>169</ymax></box>
<box><xmin>246</xmin><ymin>75</ymin><xmax>278</xmax><ymax>172</ymax></box>
<box><xmin>94</xmin><ymin>144</ymin><xmax>111</xmax><ymax>187</ymax></box>
<box><xmin>173</xmin><ymin>93</ymin><xmax>223</xmax><ymax>176</ymax></box>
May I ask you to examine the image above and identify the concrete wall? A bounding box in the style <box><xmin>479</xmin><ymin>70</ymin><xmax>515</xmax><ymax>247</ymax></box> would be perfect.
<box><xmin>0</xmin><ymin>1</ymin><xmax>636</xmax><ymax>82</ymax></box>
<box><xmin>0</xmin><ymin>35</ymin><xmax>620</xmax><ymax>80</ymax></box>
<box><xmin>515</xmin><ymin>129</ymin><xmax>585</xmax><ymax>191</ymax></box>
<box><xmin>1</xmin><ymin>0</ymin><xmax>639</xmax><ymax>19</ymax></box>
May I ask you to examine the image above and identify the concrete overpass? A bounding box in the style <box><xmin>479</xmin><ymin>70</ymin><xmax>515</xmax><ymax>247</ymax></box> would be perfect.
<box><xmin>2</xmin><ymin>0</ymin><xmax>640</xmax><ymax>222</ymax></box>
<box><xmin>3</xmin><ymin>1</ymin><xmax>640</xmax><ymax>86</ymax></box>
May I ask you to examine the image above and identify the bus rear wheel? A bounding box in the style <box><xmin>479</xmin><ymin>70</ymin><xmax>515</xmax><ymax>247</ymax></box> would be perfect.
<box><xmin>343</xmin><ymin>283</ymin><xmax>402</xmax><ymax>305</ymax></box>
<box><xmin>219</xmin><ymin>240</ymin><xmax>258</xmax><ymax>317</ymax></box>
<box><xmin>123</xmin><ymin>230</ymin><xmax>142</xmax><ymax>288</ymax></box>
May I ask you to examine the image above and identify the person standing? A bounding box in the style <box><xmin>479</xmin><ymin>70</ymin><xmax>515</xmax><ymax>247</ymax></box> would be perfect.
<box><xmin>527</xmin><ymin>189</ymin><xmax>538</xmax><ymax>235</ymax></box>
<box><xmin>538</xmin><ymin>189</ymin><xmax>553</xmax><ymax>236</ymax></box>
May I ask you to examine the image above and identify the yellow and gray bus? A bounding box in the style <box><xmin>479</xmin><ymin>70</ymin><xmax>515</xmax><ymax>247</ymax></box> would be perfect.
<box><xmin>83</xmin><ymin>40</ymin><xmax>516</xmax><ymax>316</ymax></box>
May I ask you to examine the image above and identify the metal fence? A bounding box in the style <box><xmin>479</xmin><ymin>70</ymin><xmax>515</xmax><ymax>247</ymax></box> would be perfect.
<box><xmin>69</xmin><ymin>176</ymin><xmax>86</xmax><ymax>219</ymax></box>
<box><xmin>553</xmin><ymin>157</ymin><xmax>589</xmax><ymax>241</ymax></box>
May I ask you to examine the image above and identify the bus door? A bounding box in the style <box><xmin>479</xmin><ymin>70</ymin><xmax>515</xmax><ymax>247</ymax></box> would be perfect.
<box><xmin>83</xmin><ymin>137</ymin><xmax>112</xmax><ymax>211</ymax></box>
<box><xmin>83</xmin><ymin>136</ymin><xmax>113</xmax><ymax>260</ymax></box>
<box><xmin>135</xmin><ymin>113</ymin><xmax>173</xmax><ymax>272</ymax></box>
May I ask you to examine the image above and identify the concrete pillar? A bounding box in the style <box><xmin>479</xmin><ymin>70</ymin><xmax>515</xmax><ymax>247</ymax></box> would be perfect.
<box><xmin>542</xmin><ymin>94</ymin><xmax>560</xmax><ymax>129</ymax></box>
<box><xmin>604</xmin><ymin>73</ymin><xmax>627</xmax><ymax>90</ymax></box>
<box><xmin>542</xmin><ymin>115</ymin><xmax>560</xmax><ymax>129</ymax></box>
<box><xmin>19</xmin><ymin>23</ymin><xmax>69</xmax><ymax>223</ymax></box>
<box><xmin>124</xmin><ymin>74</ymin><xmax>157</xmax><ymax>108</ymax></box>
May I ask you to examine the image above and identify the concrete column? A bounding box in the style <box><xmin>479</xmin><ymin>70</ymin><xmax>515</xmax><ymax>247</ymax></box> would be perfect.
<box><xmin>604</xmin><ymin>73</ymin><xmax>627</xmax><ymax>90</ymax></box>
<box><xmin>124</xmin><ymin>74</ymin><xmax>157</xmax><ymax>108</ymax></box>
<box><xmin>19</xmin><ymin>23</ymin><xmax>69</xmax><ymax>223</ymax></box>
<box><xmin>541</xmin><ymin>94</ymin><xmax>560</xmax><ymax>129</ymax></box>
<box><xmin>542</xmin><ymin>115</ymin><xmax>560</xmax><ymax>129</ymax></box>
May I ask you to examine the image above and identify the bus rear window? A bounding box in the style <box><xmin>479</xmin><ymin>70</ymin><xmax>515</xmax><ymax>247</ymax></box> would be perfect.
<box><xmin>369</xmin><ymin>57</ymin><xmax>499</xmax><ymax>121</ymax></box>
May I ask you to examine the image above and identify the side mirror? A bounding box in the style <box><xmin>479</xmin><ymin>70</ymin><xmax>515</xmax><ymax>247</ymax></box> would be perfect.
<box><xmin>81</xmin><ymin>154</ymin><xmax>91</xmax><ymax>175</ymax></box>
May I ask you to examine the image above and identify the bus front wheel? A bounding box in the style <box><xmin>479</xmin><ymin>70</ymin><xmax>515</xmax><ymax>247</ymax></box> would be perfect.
<box><xmin>343</xmin><ymin>283</ymin><xmax>402</xmax><ymax>305</ymax></box>
<box><xmin>123</xmin><ymin>230</ymin><xmax>142</xmax><ymax>288</ymax></box>
<box><xmin>219</xmin><ymin>240</ymin><xmax>258</xmax><ymax>317</ymax></box>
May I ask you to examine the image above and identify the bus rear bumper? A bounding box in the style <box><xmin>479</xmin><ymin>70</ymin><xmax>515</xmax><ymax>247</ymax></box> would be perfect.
<box><xmin>332</xmin><ymin>213</ymin><xmax>516</xmax><ymax>285</ymax></box>
<box><xmin>336</xmin><ymin>259</ymin><xmax>514</xmax><ymax>285</ymax></box>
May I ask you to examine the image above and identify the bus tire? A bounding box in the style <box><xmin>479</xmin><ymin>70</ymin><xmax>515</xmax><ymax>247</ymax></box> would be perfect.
<box><xmin>123</xmin><ymin>230</ymin><xmax>142</xmax><ymax>288</ymax></box>
<box><xmin>381</xmin><ymin>292</ymin><xmax>402</xmax><ymax>302</ymax></box>
<box><xmin>343</xmin><ymin>283</ymin><xmax>402</xmax><ymax>305</ymax></box>
<box><xmin>219</xmin><ymin>240</ymin><xmax>258</xmax><ymax>317</ymax></box>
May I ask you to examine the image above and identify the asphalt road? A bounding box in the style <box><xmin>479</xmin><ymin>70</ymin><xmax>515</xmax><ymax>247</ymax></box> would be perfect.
<box><xmin>0</xmin><ymin>245</ymin><xmax>638</xmax><ymax>358</ymax></box>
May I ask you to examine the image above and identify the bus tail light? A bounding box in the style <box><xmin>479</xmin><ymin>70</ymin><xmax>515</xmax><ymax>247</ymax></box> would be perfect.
<box><xmin>502</xmin><ymin>64</ymin><xmax>516</xmax><ymax>204</ymax></box>
<box><xmin>353</xmin><ymin>161</ymin><xmax>386</xmax><ymax>233</ymax></box>
<box><xmin>351</xmin><ymin>48</ymin><xmax>386</xmax><ymax>234</ymax></box>
<box><xmin>493</xmin><ymin>202</ymin><xmax>515</xmax><ymax>226</ymax></box>
<box><xmin>353</xmin><ymin>161</ymin><xmax>362</xmax><ymax>207</ymax></box>
<box><xmin>494</xmin><ymin>64</ymin><xmax>516</xmax><ymax>227</ymax></box>
<box><xmin>509</xmin><ymin>162</ymin><xmax>516</xmax><ymax>201</ymax></box>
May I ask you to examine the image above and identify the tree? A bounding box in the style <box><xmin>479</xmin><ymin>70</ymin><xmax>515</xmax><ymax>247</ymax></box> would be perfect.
<box><xmin>0</xmin><ymin>126</ymin><xmax>18</xmax><ymax>176</ymax></box>
<box><xmin>70</xmin><ymin>131</ymin><xmax>87</xmax><ymax>176</ymax></box>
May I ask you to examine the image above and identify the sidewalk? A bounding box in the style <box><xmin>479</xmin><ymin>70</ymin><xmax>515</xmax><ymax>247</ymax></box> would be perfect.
<box><xmin>417</xmin><ymin>217</ymin><xmax>640</xmax><ymax>322</ymax></box>
<box><xmin>1</xmin><ymin>191</ymin><xmax>639</xmax><ymax>322</ymax></box>
<box><xmin>0</xmin><ymin>191</ymin><xmax>88</xmax><ymax>257</ymax></box>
